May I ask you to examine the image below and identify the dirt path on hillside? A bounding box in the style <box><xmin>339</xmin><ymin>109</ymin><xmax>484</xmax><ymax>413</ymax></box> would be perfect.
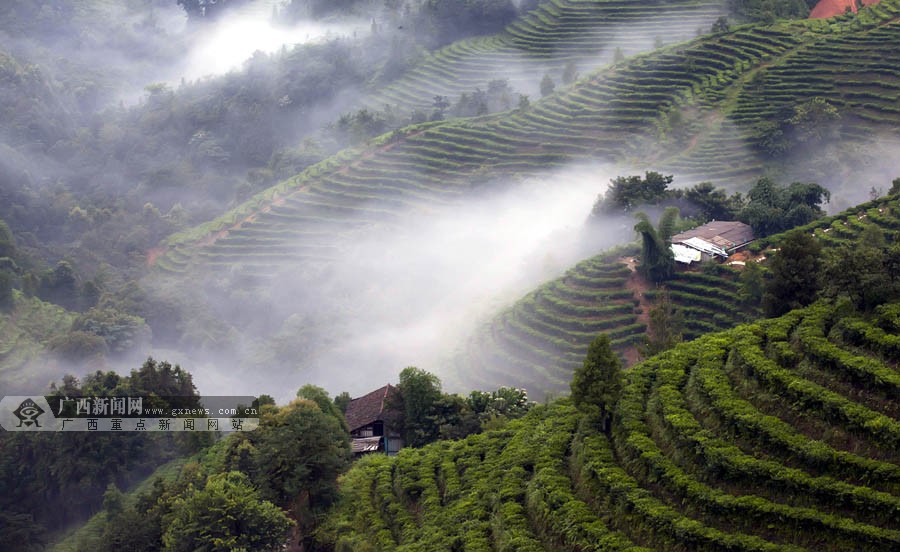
<box><xmin>619</xmin><ymin>256</ymin><xmax>652</xmax><ymax>367</ymax></box>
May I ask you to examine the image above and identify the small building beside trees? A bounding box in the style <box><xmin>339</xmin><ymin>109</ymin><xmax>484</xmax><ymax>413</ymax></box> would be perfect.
<box><xmin>344</xmin><ymin>384</ymin><xmax>404</xmax><ymax>456</ymax></box>
<box><xmin>670</xmin><ymin>220</ymin><xmax>755</xmax><ymax>265</ymax></box>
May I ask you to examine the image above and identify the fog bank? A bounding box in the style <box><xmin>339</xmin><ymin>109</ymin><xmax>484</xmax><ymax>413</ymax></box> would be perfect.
<box><xmin>183</xmin><ymin>164</ymin><xmax>631</xmax><ymax>400</ymax></box>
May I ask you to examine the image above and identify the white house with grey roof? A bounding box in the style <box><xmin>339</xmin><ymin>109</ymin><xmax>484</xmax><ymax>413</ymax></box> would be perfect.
<box><xmin>670</xmin><ymin>221</ymin><xmax>755</xmax><ymax>265</ymax></box>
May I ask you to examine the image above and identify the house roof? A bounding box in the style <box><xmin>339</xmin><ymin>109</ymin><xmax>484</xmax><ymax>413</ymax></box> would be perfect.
<box><xmin>344</xmin><ymin>384</ymin><xmax>399</xmax><ymax>432</ymax></box>
<box><xmin>671</xmin><ymin>221</ymin><xmax>754</xmax><ymax>252</ymax></box>
<box><xmin>672</xmin><ymin>243</ymin><xmax>702</xmax><ymax>264</ymax></box>
<box><xmin>810</xmin><ymin>0</ymin><xmax>880</xmax><ymax>18</ymax></box>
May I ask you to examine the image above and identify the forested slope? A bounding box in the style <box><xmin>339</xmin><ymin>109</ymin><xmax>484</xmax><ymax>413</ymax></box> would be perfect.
<box><xmin>0</xmin><ymin>291</ymin><xmax>76</xmax><ymax>392</ymax></box>
<box><xmin>321</xmin><ymin>299</ymin><xmax>900</xmax><ymax>550</ymax></box>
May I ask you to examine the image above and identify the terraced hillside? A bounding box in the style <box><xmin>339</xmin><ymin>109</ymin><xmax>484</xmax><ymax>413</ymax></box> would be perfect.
<box><xmin>321</xmin><ymin>301</ymin><xmax>900</xmax><ymax>551</ymax></box>
<box><xmin>155</xmin><ymin>0</ymin><xmax>900</xmax><ymax>279</ymax></box>
<box><xmin>368</xmin><ymin>0</ymin><xmax>727</xmax><ymax>113</ymax></box>
<box><xmin>451</xmin><ymin>253</ymin><xmax>645</xmax><ymax>394</ymax></box>
<box><xmin>456</xmin><ymin>193</ymin><xmax>900</xmax><ymax>396</ymax></box>
<box><xmin>646</xmin><ymin>267</ymin><xmax>756</xmax><ymax>338</ymax></box>
<box><xmin>658</xmin><ymin>5</ymin><xmax>900</xmax><ymax>185</ymax></box>
<box><xmin>733</xmin><ymin>11</ymin><xmax>900</xmax><ymax>135</ymax></box>
<box><xmin>154</xmin><ymin>7</ymin><xmax>900</xmax><ymax>275</ymax></box>
<box><xmin>455</xmin><ymin>250</ymin><xmax>757</xmax><ymax>394</ymax></box>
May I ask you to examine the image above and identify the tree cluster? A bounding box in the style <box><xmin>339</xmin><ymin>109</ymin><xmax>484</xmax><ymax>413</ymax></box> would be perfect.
<box><xmin>91</xmin><ymin>384</ymin><xmax>352</xmax><ymax>551</ymax></box>
<box><xmin>593</xmin><ymin>173</ymin><xmax>743</xmax><ymax>223</ymax></box>
<box><xmin>727</xmin><ymin>0</ymin><xmax>810</xmax><ymax>23</ymax></box>
<box><xmin>762</xmin><ymin>230</ymin><xmax>822</xmax><ymax>317</ymax></box>
<box><xmin>821</xmin><ymin>228</ymin><xmax>900</xmax><ymax>312</ymax></box>
<box><xmin>739</xmin><ymin>177</ymin><xmax>830</xmax><ymax>237</ymax></box>
<box><xmin>0</xmin><ymin>359</ymin><xmax>205</xmax><ymax>546</ymax></box>
<box><xmin>634</xmin><ymin>207</ymin><xmax>680</xmax><ymax>284</ymax></box>
<box><xmin>570</xmin><ymin>334</ymin><xmax>623</xmax><ymax>432</ymax></box>
<box><xmin>388</xmin><ymin>366</ymin><xmax>534</xmax><ymax>447</ymax></box>
<box><xmin>752</xmin><ymin>97</ymin><xmax>841</xmax><ymax>157</ymax></box>
<box><xmin>641</xmin><ymin>290</ymin><xmax>685</xmax><ymax>356</ymax></box>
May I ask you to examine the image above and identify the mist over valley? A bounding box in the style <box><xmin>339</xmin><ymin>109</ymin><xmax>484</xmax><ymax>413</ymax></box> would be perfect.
<box><xmin>2</xmin><ymin>0</ymin><xmax>900</xmax><ymax>549</ymax></box>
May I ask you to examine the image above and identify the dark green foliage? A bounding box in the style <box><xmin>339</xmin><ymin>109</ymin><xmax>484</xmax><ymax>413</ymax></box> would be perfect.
<box><xmin>0</xmin><ymin>269</ymin><xmax>12</xmax><ymax>311</ymax></box>
<box><xmin>450</xmin><ymin>80</ymin><xmax>516</xmax><ymax>118</ymax></box>
<box><xmin>763</xmin><ymin>230</ymin><xmax>822</xmax><ymax>316</ymax></box>
<box><xmin>594</xmin><ymin>177</ymin><xmax>742</xmax><ymax>222</ymax></box>
<box><xmin>823</xmin><ymin>242</ymin><xmax>900</xmax><ymax>311</ymax></box>
<box><xmin>334</xmin><ymin>391</ymin><xmax>352</xmax><ymax>414</ymax></box>
<box><xmin>95</xmin><ymin>394</ymin><xmax>352</xmax><ymax>551</ymax></box>
<box><xmin>37</xmin><ymin>260</ymin><xmax>78</xmax><ymax>310</ymax></box>
<box><xmin>890</xmin><ymin>178</ymin><xmax>900</xmax><ymax>196</ymax></box>
<box><xmin>597</xmin><ymin>172</ymin><xmax>674</xmax><ymax>214</ymax></box>
<box><xmin>684</xmin><ymin>182</ymin><xmax>743</xmax><ymax>222</ymax></box>
<box><xmin>728</xmin><ymin>0</ymin><xmax>809</xmax><ymax>23</ymax></box>
<box><xmin>753</xmin><ymin>97</ymin><xmax>840</xmax><ymax>156</ymax></box>
<box><xmin>466</xmin><ymin>387</ymin><xmax>532</xmax><ymax>419</ymax></box>
<box><xmin>99</xmin><ymin>476</ymin><xmax>182</xmax><ymax>552</ymax></box>
<box><xmin>335</xmin><ymin>109</ymin><xmax>390</xmax><ymax>145</ymax></box>
<box><xmin>738</xmin><ymin>260</ymin><xmax>765</xmax><ymax>308</ymax></box>
<box><xmin>634</xmin><ymin>208</ymin><xmax>679</xmax><ymax>284</ymax></box>
<box><xmin>234</xmin><ymin>399</ymin><xmax>350</xmax><ymax>536</ymax></box>
<box><xmin>289</xmin><ymin>0</ymin><xmax>360</xmax><ymax>19</ymax></box>
<box><xmin>0</xmin><ymin>219</ymin><xmax>14</xmax><ymax>258</ymax></box>
<box><xmin>297</xmin><ymin>384</ymin><xmax>350</xmax><ymax>432</ymax></box>
<box><xmin>177</xmin><ymin>0</ymin><xmax>250</xmax><ymax>20</ymax></box>
<box><xmin>102</xmin><ymin>483</ymin><xmax>125</xmax><ymax>518</ymax></box>
<box><xmin>711</xmin><ymin>16</ymin><xmax>730</xmax><ymax>33</ymax></box>
<box><xmin>571</xmin><ymin>334</ymin><xmax>622</xmax><ymax>431</ymax></box>
<box><xmin>395</xmin><ymin>366</ymin><xmax>444</xmax><ymax>447</ymax></box>
<box><xmin>641</xmin><ymin>291</ymin><xmax>684</xmax><ymax>356</ymax></box>
<box><xmin>162</xmin><ymin>471</ymin><xmax>293</xmax><ymax>552</ymax></box>
<box><xmin>417</xmin><ymin>0</ymin><xmax>518</xmax><ymax>47</ymax></box>
<box><xmin>789</xmin><ymin>97</ymin><xmax>841</xmax><ymax>144</ymax></box>
<box><xmin>0</xmin><ymin>359</ymin><xmax>202</xmax><ymax>538</ymax></box>
<box><xmin>387</xmin><ymin>367</ymin><xmax>534</xmax><ymax>446</ymax></box>
<box><xmin>0</xmin><ymin>511</ymin><xmax>46</xmax><ymax>552</ymax></box>
<box><xmin>562</xmin><ymin>60</ymin><xmax>578</xmax><ymax>84</ymax></box>
<box><xmin>48</xmin><ymin>329</ymin><xmax>109</xmax><ymax>360</ymax></box>
<box><xmin>69</xmin><ymin>307</ymin><xmax>151</xmax><ymax>355</ymax></box>
<box><xmin>740</xmin><ymin>178</ymin><xmax>830</xmax><ymax>237</ymax></box>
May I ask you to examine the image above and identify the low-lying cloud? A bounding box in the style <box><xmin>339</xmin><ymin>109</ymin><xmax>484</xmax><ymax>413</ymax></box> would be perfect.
<box><xmin>169</xmin><ymin>9</ymin><xmax>367</xmax><ymax>83</ymax></box>
<box><xmin>175</xmin><ymin>164</ymin><xmax>632</xmax><ymax>400</ymax></box>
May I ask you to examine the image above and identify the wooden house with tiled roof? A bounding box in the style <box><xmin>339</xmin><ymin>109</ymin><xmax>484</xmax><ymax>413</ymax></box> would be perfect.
<box><xmin>344</xmin><ymin>384</ymin><xmax>404</xmax><ymax>456</ymax></box>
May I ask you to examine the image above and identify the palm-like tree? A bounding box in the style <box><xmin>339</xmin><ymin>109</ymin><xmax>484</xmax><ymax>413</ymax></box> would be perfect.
<box><xmin>634</xmin><ymin>207</ymin><xmax>679</xmax><ymax>283</ymax></box>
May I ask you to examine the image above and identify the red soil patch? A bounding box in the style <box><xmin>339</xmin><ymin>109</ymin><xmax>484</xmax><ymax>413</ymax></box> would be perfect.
<box><xmin>146</xmin><ymin>246</ymin><xmax>165</xmax><ymax>267</ymax></box>
<box><xmin>810</xmin><ymin>0</ymin><xmax>880</xmax><ymax>19</ymax></box>
<box><xmin>727</xmin><ymin>250</ymin><xmax>752</xmax><ymax>264</ymax></box>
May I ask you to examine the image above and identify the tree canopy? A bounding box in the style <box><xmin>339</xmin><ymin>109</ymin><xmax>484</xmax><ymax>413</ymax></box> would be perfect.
<box><xmin>161</xmin><ymin>471</ymin><xmax>293</xmax><ymax>552</ymax></box>
<box><xmin>822</xmin><ymin>238</ymin><xmax>900</xmax><ymax>311</ymax></box>
<box><xmin>597</xmin><ymin>172</ymin><xmax>674</xmax><ymax>214</ymax></box>
<box><xmin>641</xmin><ymin>291</ymin><xmax>685</xmax><ymax>357</ymax></box>
<box><xmin>739</xmin><ymin>178</ymin><xmax>830</xmax><ymax>237</ymax></box>
<box><xmin>634</xmin><ymin>207</ymin><xmax>680</xmax><ymax>284</ymax></box>
<box><xmin>570</xmin><ymin>334</ymin><xmax>623</xmax><ymax>432</ymax></box>
<box><xmin>763</xmin><ymin>229</ymin><xmax>823</xmax><ymax>316</ymax></box>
